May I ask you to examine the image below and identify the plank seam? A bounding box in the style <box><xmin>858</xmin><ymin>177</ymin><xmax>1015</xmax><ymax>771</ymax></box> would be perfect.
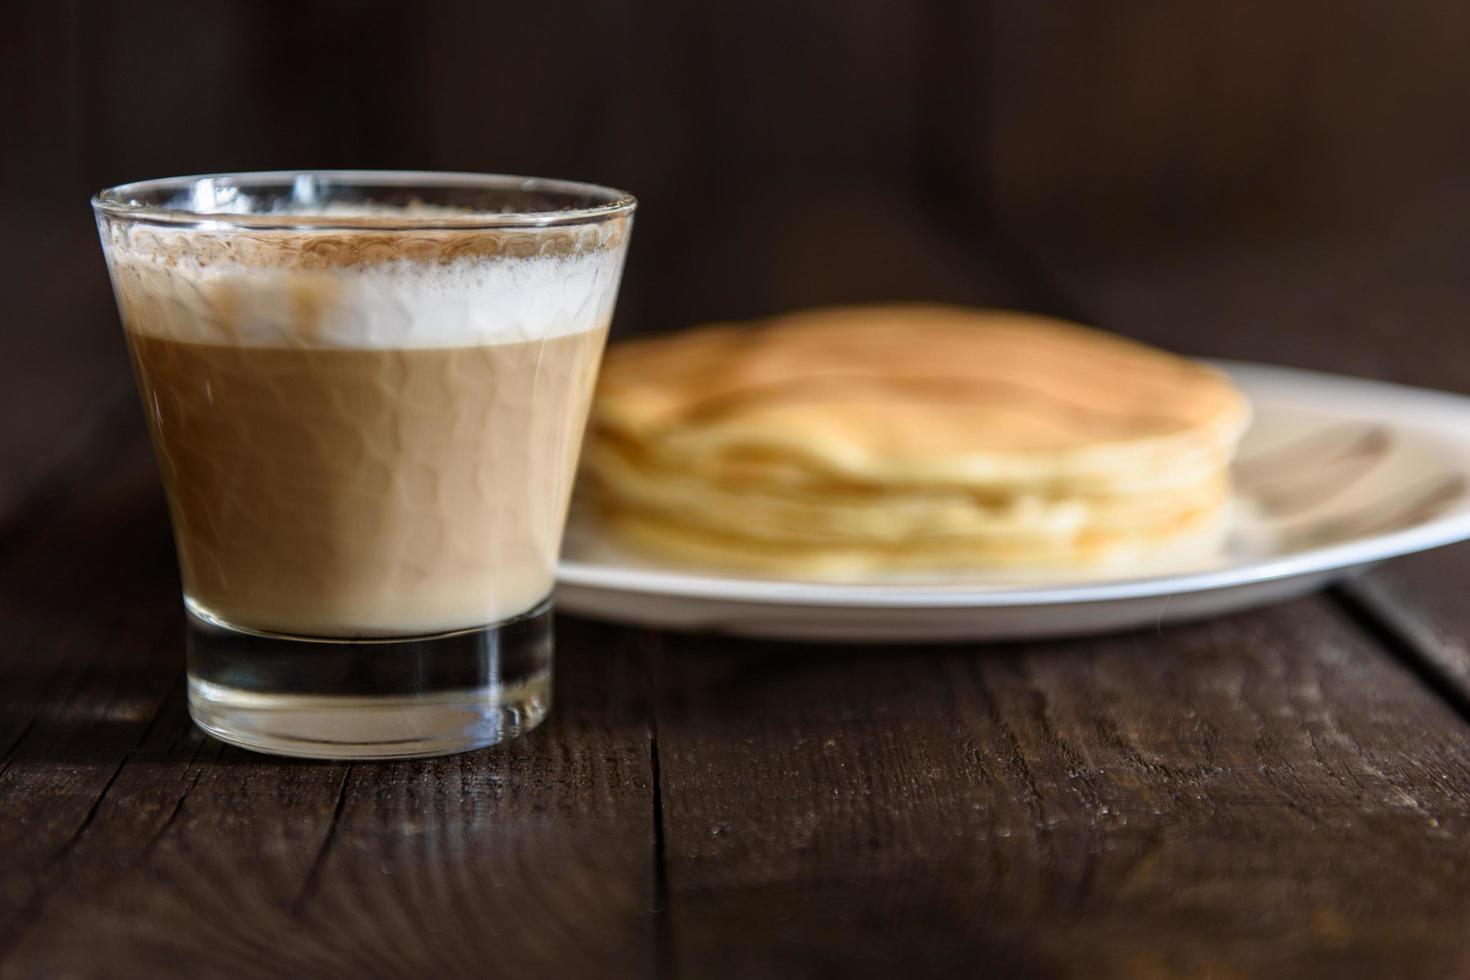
<box><xmin>0</xmin><ymin>714</ymin><xmax>41</xmax><ymax>785</ymax></box>
<box><xmin>142</xmin><ymin>718</ymin><xmax>217</xmax><ymax>856</ymax></box>
<box><xmin>37</xmin><ymin>674</ymin><xmax>176</xmax><ymax>874</ymax></box>
<box><xmin>1330</xmin><ymin>585</ymin><xmax>1470</xmax><ymax>725</ymax></box>
<box><xmin>0</xmin><ymin>681</ymin><xmax>176</xmax><ymax>957</ymax></box>
<box><xmin>291</xmin><ymin>763</ymin><xmax>353</xmax><ymax>913</ymax></box>
<box><xmin>639</xmin><ymin>629</ymin><xmax>674</xmax><ymax>980</ymax></box>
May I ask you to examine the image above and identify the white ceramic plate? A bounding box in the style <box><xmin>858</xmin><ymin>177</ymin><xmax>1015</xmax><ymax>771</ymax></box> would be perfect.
<box><xmin>556</xmin><ymin>362</ymin><xmax>1470</xmax><ymax>641</ymax></box>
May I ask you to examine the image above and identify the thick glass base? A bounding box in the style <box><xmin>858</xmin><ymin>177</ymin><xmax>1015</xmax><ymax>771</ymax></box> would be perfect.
<box><xmin>185</xmin><ymin>598</ymin><xmax>553</xmax><ymax>760</ymax></box>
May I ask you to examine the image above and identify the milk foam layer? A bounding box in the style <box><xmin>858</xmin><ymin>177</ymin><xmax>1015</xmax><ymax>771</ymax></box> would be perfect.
<box><xmin>110</xmin><ymin>219</ymin><xmax>626</xmax><ymax>350</ymax></box>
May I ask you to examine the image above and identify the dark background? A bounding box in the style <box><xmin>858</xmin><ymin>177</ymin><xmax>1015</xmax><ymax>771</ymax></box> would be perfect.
<box><xmin>4</xmin><ymin>0</ymin><xmax>1470</xmax><ymax>506</ymax></box>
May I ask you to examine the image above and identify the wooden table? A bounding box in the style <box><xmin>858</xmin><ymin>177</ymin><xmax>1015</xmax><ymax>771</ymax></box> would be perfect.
<box><xmin>5</xmin><ymin>201</ymin><xmax>1470</xmax><ymax>980</ymax></box>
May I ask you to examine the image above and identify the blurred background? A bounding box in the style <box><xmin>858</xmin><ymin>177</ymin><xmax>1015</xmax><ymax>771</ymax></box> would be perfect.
<box><xmin>4</xmin><ymin>0</ymin><xmax>1470</xmax><ymax>510</ymax></box>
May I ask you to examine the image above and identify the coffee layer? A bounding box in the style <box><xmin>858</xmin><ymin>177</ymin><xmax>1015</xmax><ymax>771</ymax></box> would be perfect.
<box><xmin>130</xmin><ymin>329</ymin><xmax>607</xmax><ymax>637</ymax></box>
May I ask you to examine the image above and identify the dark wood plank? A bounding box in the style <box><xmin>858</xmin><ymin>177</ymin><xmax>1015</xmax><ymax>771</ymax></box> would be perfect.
<box><xmin>648</xmin><ymin>603</ymin><xmax>1470</xmax><ymax>978</ymax></box>
<box><xmin>0</xmin><ymin>426</ymin><xmax>659</xmax><ymax>979</ymax></box>
<box><xmin>1343</xmin><ymin>545</ymin><xmax>1470</xmax><ymax>712</ymax></box>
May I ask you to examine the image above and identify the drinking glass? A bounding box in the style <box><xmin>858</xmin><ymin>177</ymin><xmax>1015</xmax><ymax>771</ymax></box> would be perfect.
<box><xmin>93</xmin><ymin>171</ymin><xmax>634</xmax><ymax>758</ymax></box>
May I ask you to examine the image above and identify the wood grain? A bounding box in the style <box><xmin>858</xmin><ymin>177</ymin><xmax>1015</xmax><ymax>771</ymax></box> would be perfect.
<box><xmin>647</xmin><ymin>604</ymin><xmax>1470</xmax><ymax>979</ymax></box>
<box><xmin>0</xmin><ymin>424</ymin><xmax>659</xmax><ymax>980</ymax></box>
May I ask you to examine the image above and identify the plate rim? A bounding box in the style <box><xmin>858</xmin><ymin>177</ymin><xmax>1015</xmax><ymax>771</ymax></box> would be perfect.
<box><xmin>557</xmin><ymin>361</ymin><xmax>1470</xmax><ymax>609</ymax></box>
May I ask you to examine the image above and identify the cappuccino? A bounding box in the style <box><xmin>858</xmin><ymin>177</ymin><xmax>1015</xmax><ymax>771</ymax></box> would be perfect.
<box><xmin>110</xmin><ymin>215</ymin><xmax>622</xmax><ymax>637</ymax></box>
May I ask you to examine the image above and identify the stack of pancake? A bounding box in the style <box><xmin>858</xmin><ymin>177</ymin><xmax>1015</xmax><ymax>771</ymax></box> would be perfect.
<box><xmin>580</xmin><ymin>304</ymin><xmax>1250</xmax><ymax>576</ymax></box>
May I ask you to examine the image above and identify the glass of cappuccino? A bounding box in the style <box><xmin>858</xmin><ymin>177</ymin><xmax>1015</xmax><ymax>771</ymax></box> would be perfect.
<box><xmin>93</xmin><ymin>171</ymin><xmax>634</xmax><ymax>759</ymax></box>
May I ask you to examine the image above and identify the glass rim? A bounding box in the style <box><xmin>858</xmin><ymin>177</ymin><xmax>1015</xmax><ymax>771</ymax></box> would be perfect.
<box><xmin>91</xmin><ymin>169</ymin><xmax>637</xmax><ymax>231</ymax></box>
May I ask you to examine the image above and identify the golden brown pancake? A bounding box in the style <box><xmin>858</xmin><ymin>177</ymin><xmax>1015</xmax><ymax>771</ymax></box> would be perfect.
<box><xmin>583</xmin><ymin>438</ymin><xmax>1229</xmax><ymax>545</ymax></box>
<box><xmin>581</xmin><ymin>304</ymin><xmax>1250</xmax><ymax>574</ymax></box>
<box><xmin>596</xmin><ymin>500</ymin><xmax>1229</xmax><ymax>577</ymax></box>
